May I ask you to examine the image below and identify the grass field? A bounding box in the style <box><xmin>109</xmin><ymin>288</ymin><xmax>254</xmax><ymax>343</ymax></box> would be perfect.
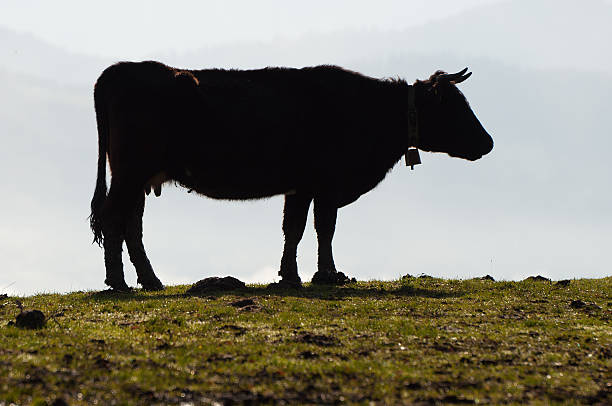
<box><xmin>1</xmin><ymin>277</ymin><xmax>610</xmax><ymax>405</ymax></box>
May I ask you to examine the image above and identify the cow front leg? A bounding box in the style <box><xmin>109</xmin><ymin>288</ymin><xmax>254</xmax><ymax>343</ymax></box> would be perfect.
<box><xmin>273</xmin><ymin>194</ymin><xmax>312</xmax><ymax>288</ymax></box>
<box><xmin>125</xmin><ymin>193</ymin><xmax>163</xmax><ymax>291</ymax></box>
<box><xmin>311</xmin><ymin>197</ymin><xmax>351</xmax><ymax>285</ymax></box>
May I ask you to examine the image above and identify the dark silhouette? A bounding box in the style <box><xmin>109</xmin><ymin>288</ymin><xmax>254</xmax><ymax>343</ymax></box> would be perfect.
<box><xmin>90</xmin><ymin>61</ymin><xmax>493</xmax><ymax>291</ymax></box>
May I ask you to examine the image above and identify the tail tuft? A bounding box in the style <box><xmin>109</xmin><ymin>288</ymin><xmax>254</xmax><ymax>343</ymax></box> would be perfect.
<box><xmin>89</xmin><ymin>80</ymin><xmax>108</xmax><ymax>247</ymax></box>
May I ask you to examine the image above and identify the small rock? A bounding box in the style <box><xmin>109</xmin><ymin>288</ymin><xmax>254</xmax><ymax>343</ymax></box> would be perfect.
<box><xmin>230</xmin><ymin>298</ymin><xmax>256</xmax><ymax>308</ymax></box>
<box><xmin>295</xmin><ymin>332</ymin><xmax>340</xmax><ymax>347</ymax></box>
<box><xmin>524</xmin><ymin>275</ymin><xmax>551</xmax><ymax>282</ymax></box>
<box><xmin>570</xmin><ymin>300</ymin><xmax>586</xmax><ymax>309</ymax></box>
<box><xmin>186</xmin><ymin>276</ymin><xmax>246</xmax><ymax>295</ymax></box>
<box><xmin>570</xmin><ymin>300</ymin><xmax>601</xmax><ymax>311</ymax></box>
<box><xmin>299</xmin><ymin>350</ymin><xmax>319</xmax><ymax>359</ymax></box>
<box><xmin>156</xmin><ymin>342</ymin><xmax>171</xmax><ymax>350</ymax></box>
<box><xmin>221</xmin><ymin>324</ymin><xmax>248</xmax><ymax>336</ymax></box>
<box><xmin>585</xmin><ymin>302</ymin><xmax>602</xmax><ymax>311</ymax></box>
<box><xmin>441</xmin><ymin>395</ymin><xmax>476</xmax><ymax>404</ymax></box>
<box><xmin>207</xmin><ymin>353</ymin><xmax>234</xmax><ymax>362</ymax></box>
<box><xmin>15</xmin><ymin>310</ymin><xmax>46</xmax><ymax>329</ymax></box>
<box><xmin>480</xmin><ymin>275</ymin><xmax>495</xmax><ymax>281</ymax></box>
<box><xmin>555</xmin><ymin>279</ymin><xmax>571</xmax><ymax>287</ymax></box>
<box><xmin>230</xmin><ymin>298</ymin><xmax>261</xmax><ymax>312</ymax></box>
<box><xmin>239</xmin><ymin>305</ymin><xmax>261</xmax><ymax>312</ymax></box>
<box><xmin>94</xmin><ymin>355</ymin><xmax>112</xmax><ymax>369</ymax></box>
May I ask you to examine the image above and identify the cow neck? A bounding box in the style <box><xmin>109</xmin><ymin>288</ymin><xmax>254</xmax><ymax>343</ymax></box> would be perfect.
<box><xmin>404</xmin><ymin>85</ymin><xmax>422</xmax><ymax>170</ymax></box>
<box><xmin>407</xmin><ymin>85</ymin><xmax>418</xmax><ymax>149</ymax></box>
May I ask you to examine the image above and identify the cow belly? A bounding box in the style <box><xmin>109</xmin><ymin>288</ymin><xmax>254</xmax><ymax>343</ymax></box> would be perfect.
<box><xmin>168</xmin><ymin>131</ymin><xmax>310</xmax><ymax>199</ymax></box>
<box><xmin>172</xmin><ymin>165</ymin><xmax>299</xmax><ymax>200</ymax></box>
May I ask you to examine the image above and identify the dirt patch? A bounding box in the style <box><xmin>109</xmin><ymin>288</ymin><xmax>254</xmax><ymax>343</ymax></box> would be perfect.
<box><xmin>221</xmin><ymin>324</ymin><xmax>248</xmax><ymax>336</ymax></box>
<box><xmin>417</xmin><ymin>394</ymin><xmax>476</xmax><ymax>404</ymax></box>
<box><xmin>299</xmin><ymin>350</ymin><xmax>320</xmax><ymax>359</ymax></box>
<box><xmin>571</xmin><ymin>300</ymin><xmax>587</xmax><ymax>309</ymax></box>
<box><xmin>207</xmin><ymin>353</ymin><xmax>235</xmax><ymax>362</ymax></box>
<box><xmin>230</xmin><ymin>298</ymin><xmax>256</xmax><ymax>307</ymax></box>
<box><xmin>432</xmin><ymin>341</ymin><xmax>461</xmax><ymax>353</ymax></box>
<box><xmin>555</xmin><ymin>279</ymin><xmax>571</xmax><ymax>287</ymax></box>
<box><xmin>295</xmin><ymin>332</ymin><xmax>340</xmax><ymax>347</ymax></box>
<box><xmin>230</xmin><ymin>298</ymin><xmax>262</xmax><ymax>312</ymax></box>
<box><xmin>238</xmin><ymin>305</ymin><xmax>261</xmax><ymax>312</ymax></box>
<box><xmin>93</xmin><ymin>355</ymin><xmax>112</xmax><ymax>370</ymax></box>
<box><xmin>186</xmin><ymin>276</ymin><xmax>246</xmax><ymax>295</ymax></box>
<box><xmin>21</xmin><ymin>366</ymin><xmax>50</xmax><ymax>387</ymax></box>
<box><xmin>211</xmin><ymin>390</ymin><xmax>279</xmax><ymax>405</ymax></box>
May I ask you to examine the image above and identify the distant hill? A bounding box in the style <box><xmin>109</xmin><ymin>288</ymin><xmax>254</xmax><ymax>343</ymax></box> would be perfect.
<box><xmin>162</xmin><ymin>0</ymin><xmax>612</xmax><ymax>75</ymax></box>
<box><xmin>0</xmin><ymin>26</ymin><xmax>109</xmax><ymax>85</ymax></box>
<box><xmin>393</xmin><ymin>0</ymin><xmax>612</xmax><ymax>74</ymax></box>
<box><xmin>2</xmin><ymin>0</ymin><xmax>610</xmax><ymax>82</ymax></box>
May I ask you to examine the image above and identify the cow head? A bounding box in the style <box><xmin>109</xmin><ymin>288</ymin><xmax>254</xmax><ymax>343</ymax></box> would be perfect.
<box><xmin>413</xmin><ymin>68</ymin><xmax>493</xmax><ymax>161</ymax></box>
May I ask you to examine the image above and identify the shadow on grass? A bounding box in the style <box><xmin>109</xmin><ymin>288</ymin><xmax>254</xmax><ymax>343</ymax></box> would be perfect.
<box><xmin>88</xmin><ymin>289</ymin><xmax>189</xmax><ymax>303</ymax></box>
<box><xmin>87</xmin><ymin>282</ymin><xmax>465</xmax><ymax>303</ymax></box>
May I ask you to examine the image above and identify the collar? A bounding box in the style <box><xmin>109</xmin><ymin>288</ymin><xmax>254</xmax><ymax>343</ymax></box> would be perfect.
<box><xmin>407</xmin><ymin>85</ymin><xmax>418</xmax><ymax>148</ymax></box>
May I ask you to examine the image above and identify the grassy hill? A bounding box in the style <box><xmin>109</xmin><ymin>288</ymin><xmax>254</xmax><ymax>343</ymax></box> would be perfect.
<box><xmin>1</xmin><ymin>277</ymin><xmax>610</xmax><ymax>405</ymax></box>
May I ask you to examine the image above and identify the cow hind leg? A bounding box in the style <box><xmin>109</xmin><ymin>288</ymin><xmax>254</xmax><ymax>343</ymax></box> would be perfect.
<box><xmin>102</xmin><ymin>222</ymin><xmax>128</xmax><ymax>291</ymax></box>
<box><xmin>311</xmin><ymin>196</ymin><xmax>351</xmax><ymax>285</ymax></box>
<box><xmin>125</xmin><ymin>193</ymin><xmax>164</xmax><ymax>291</ymax></box>
<box><xmin>272</xmin><ymin>194</ymin><xmax>312</xmax><ymax>288</ymax></box>
<box><xmin>101</xmin><ymin>179</ymin><xmax>136</xmax><ymax>292</ymax></box>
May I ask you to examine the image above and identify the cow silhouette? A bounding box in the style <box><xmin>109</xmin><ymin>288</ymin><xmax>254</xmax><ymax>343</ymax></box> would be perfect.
<box><xmin>90</xmin><ymin>62</ymin><xmax>493</xmax><ymax>291</ymax></box>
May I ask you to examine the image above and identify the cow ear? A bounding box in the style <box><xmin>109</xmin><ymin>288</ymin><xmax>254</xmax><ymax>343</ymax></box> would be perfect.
<box><xmin>427</xmin><ymin>83</ymin><xmax>442</xmax><ymax>100</ymax></box>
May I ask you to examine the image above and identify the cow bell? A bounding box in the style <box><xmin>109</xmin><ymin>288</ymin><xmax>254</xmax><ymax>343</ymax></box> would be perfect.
<box><xmin>405</xmin><ymin>148</ymin><xmax>421</xmax><ymax>170</ymax></box>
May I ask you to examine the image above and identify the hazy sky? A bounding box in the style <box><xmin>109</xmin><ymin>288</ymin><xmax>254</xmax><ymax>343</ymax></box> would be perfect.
<box><xmin>1</xmin><ymin>0</ymin><xmax>610</xmax><ymax>295</ymax></box>
<box><xmin>1</xmin><ymin>0</ymin><xmax>503</xmax><ymax>58</ymax></box>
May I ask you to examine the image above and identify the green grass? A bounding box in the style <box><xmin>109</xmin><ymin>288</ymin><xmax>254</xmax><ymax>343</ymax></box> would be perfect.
<box><xmin>1</xmin><ymin>277</ymin><xmax>611</xmax><ymax>405</ymax></box>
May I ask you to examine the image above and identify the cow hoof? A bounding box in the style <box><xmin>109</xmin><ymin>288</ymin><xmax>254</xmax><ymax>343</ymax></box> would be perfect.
<box><xmin>139</xmin><ymin>277</ymin><xmax>164</xmax><ymax>291</ymax></box>
<box><xmin>311</xmin><ymin>270</ymin><xmax>353</xmax><ymax>285</ymax></box>
<box><xmin>267</xmin><ymin>279</ymin><xmax>302</xmax><ymax>290</ymax></box>
<box><xmin>141</xmin><ymin>281</ymin><xmax>164</xmax><ymax>291</ymax></box>
<box><xmin>105</xmin><ymin>279</ymin><xmax>132</xmax><ymax>292</ymax></box>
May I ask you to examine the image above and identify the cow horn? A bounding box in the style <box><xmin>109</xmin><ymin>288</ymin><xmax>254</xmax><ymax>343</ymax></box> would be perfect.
<box><xmin>438</xmin><ymin>68</ymin><xmax>471</xmax><ymax>84</ymax></box>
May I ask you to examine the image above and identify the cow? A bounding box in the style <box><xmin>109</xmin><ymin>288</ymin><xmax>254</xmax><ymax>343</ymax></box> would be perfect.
<box><xmin>89</xmin><ymin>61</ymin><xmax>493</xmax><ymax>291</ymax></box>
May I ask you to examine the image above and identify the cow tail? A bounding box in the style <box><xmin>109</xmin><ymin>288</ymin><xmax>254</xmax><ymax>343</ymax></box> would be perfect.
<box><xmin>89</xmin><ymin>82</ymin><xmax>108</xmax><ymax>247</ymax></box>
